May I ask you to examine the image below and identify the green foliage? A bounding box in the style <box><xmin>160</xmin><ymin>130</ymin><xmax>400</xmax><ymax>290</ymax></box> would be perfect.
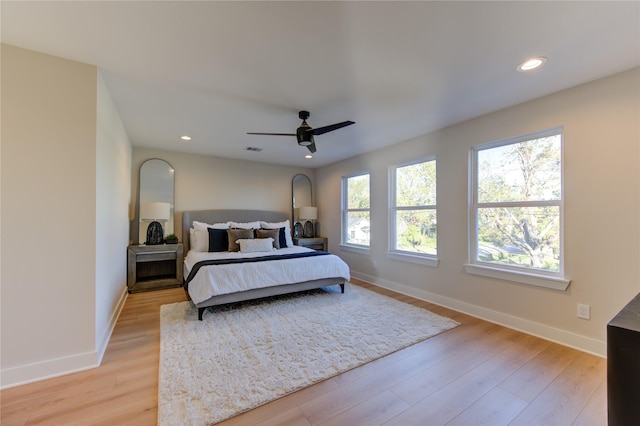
<box><xmin>347</xmin><ymin>174</ymin><xmax>370</xmax><ymax>209</ymax></box>
<box><xmin>396</xmin><ymin>161</ymin><xmax>436</xmax><ymax>207</ymax></box>
<box><xmin>476</xmin><ymin>135</ymin><xmax>561</xmax><ymax>271</ymax></box>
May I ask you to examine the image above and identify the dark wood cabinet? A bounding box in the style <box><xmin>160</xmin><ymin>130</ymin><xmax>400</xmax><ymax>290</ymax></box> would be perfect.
<box><xmin>607</xmin><ymin>292</ymin><xmax>640</xmax><ymax>425</ymax></box>
<box><xmin>127</xmin><ymin>244</ymin><xmax>183</xmax><ymax>293</ymax></box>
<box><xmin>294</xmin><ymin>237</ymin><xmax>328</xmax><ymax>251</ymax></box>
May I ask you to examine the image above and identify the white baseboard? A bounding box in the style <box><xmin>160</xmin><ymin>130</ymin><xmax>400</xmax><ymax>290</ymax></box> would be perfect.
<box><xmin>351</xmin><ymin>271</ymin><xmax>606</xmax><ymax>358</ymax></box>
<box><xmin>1</xmin><ymin>286</ymin><xmax>129</xmax><ymax>390</ymax></box>
<box><xmin>97</xmin><ymin>286</ymin><xmax>129</xmax><ymax>363</ymax></box>
<box><xmin>1</xmin><ymin>351</ymin><xmax>100</xmax><ymax>389</ymax></box>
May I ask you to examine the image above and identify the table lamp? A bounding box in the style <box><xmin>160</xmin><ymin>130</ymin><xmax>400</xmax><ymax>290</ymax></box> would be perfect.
<box><xmin>140</xmin><ymin>202</ymin><xmax>171</xmax><ymax>245</ymax></box>
<box><xmin>299</xmin><ymin>206</ymin><xmax>317</xmax><ymax>238</ymax></box>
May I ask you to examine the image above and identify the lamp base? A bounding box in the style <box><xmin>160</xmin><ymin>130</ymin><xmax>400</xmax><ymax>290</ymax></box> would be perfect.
<box><xmin>146</xmin><ymin>221</ymin><xmax>164</xmax><ymax>245</ymax></box>
<box><xmin>303</xmin><ymin>221</ymin><xmax>315</xmax><ymax>238</ymax></box>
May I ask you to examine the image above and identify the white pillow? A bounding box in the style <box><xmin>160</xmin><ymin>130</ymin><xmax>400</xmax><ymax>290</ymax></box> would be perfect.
<box><xmin>236</xmin><ymin>238</ymin><xmax>275</xmax><ymax>253</ymax></box>
<box><xmin>193</xmin><ymin>221</ymin><xmax>229</xmax><ymax>230</ymax></box>
<box><xmin>260</xmin><ymin>220</ymin><xmax>294</xmax><ymax>248</ymax></box>
<box><xmin>190</xmin><ymin>221</ymin><xmax>229</xmax><ymax>252</ymax></box>
<box><xmin>229</xmin><ymin>221</ymin><xmax>261</xmax><ymax>229</ymax></box>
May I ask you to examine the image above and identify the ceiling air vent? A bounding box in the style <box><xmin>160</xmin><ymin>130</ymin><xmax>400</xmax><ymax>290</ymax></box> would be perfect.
<box><xmin>245</xmin><ymin>147</ymin><xmax>263</xmax><ymax>152</ymax></box>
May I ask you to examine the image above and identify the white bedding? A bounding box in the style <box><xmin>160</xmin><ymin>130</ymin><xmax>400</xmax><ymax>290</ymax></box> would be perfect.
<box><xmin>184</xmin><ymin>246</ymin><xmax>351</xmax><ymax>304</ymax></box>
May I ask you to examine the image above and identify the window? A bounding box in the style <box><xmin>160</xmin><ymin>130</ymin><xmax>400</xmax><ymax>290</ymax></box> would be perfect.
<box><xmin>467</xmin><ymin>127</ymin><xmax>569</xmax><ymax>290</ymax></box>
<box><xmin>389</xmin><ymin>157</ymin><xmax>437</xmax><ymax>266</ymax></box>
<box><xmin>342</xmin><ymin>173</ymin><xmax>370</xmax><ymax>248</ymax></box>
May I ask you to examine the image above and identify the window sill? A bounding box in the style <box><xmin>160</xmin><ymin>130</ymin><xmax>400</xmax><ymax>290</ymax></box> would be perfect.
<box><xmin>464</xmin><ymin>263</ymin><xmax>571</xmax><ymax>291</ymax></box>
<box><xmin>340</xmin><ymin>244</ymin><xmax>370</xmax><ymax>255</ymax></box>
<box><xmin>387</xmin><ymin>251</ymin><xmax>439</xmax><ymax>267</ymax></box>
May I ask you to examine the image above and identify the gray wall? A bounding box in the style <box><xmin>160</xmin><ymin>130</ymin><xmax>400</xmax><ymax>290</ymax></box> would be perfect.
<box><xmin>317</xmin><ymin>68</ymin><xmax>640</xmax><ymax>356</ymax></box>
<box><xmin>131</xmin><ymin>148</ymin><xmax>315</xmax><ymax>243</ymax></box>
<box><xmin>1</xmin><ymin>45</ymin><xmax>131</xmax><ymax>387</ymax></box>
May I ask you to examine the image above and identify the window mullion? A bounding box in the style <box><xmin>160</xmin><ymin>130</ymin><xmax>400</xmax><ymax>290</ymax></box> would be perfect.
<box><xmin>476</xmin><ymin>200</ymin><xmax>561</xmax><ymax>208</ymax></box>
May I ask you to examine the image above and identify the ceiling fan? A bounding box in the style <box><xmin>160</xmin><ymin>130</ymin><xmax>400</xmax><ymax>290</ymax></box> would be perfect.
<box><xmin>247</xmin><ymin>110</ymin><xmax>355</xmax><ymax>153</ymax></box>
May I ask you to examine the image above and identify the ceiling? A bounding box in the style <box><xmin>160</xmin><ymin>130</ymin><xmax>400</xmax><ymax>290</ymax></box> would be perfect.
<box><xmin>2</xmin><ymin>1</ymin><xmax>639</xmax><ymax>168</ymax></box>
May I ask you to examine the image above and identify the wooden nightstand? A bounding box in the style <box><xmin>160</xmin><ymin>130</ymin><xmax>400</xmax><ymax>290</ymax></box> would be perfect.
<box><xmin>127</xmin><ymin>243</ymin><xmax>184</xmax><ymax>293</ymax></box>
<box><xmin>293</xmin><ymin>237</ymin><xmax>328</xmax><ymax>251</ymax></box>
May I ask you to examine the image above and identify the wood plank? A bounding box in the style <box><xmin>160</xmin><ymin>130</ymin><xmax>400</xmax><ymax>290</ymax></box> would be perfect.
<box><xmin>390</xmin><ymin>324</ymin><xmax>519</xmax><ymax>405</ymax></box>
<box><xmin>0</xmin><ymin>283</ymin><xmax>607</xmax><ymax>426</ymax></box>
<box><xmin>254</xmin><ymin>406</ymin><xmax>312</xmax><ymax>426</ymax></box>
<box><xmin>498</xmin><ymin>341</ymin><xmax>580</xmax><ymax>402</ymax></box>
<box><xmin>572</xmin><ymin>378</ymin><xmax>607</xmax><ymax>426</ymax></box>
<box><xmin>318</xmin><ymin>390</ymin><xmax>410</xmax><ymax>426</ymax></box>
<box><xmin>385</xmin><ymin>331</ymin><xmax>542</xmax><ymax>425</ymax></box>
<box><xmin>508</xmin><ymin>352</ymin><xmax>606</xmax><ymax>425</ymax></box>
<box><xmin>446</xmin><ymin>387</ymin><xmax>528</xmax><ymax>426</ymax></box>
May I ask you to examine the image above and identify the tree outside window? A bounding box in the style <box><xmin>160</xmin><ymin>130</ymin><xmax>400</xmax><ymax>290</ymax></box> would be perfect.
<box><xmin>471</xmin><ymin>128</ymin><xmax>563</xmax><ymax>274</ymax></box>
<box><xmin>391</xmin><ymin>158</ymin><xmax>437</xmax><ymax>256</ymax></box>
<box><xmin>342</xmin><ymin>173</ymin><xmax>370</xmax><ymax>246</ymax></box>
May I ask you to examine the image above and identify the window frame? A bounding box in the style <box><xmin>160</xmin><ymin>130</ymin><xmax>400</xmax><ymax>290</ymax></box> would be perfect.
<box><xmin>466</xmin><ymin>126</ymin><xmax>570</xmax><ymax>290</ymax></box>
<box><xmin>340</xmin><ymin>171</ymin><xmax>371</xmax><ymax>253</ymax></box>
<box><xmin>388</xmin><ymin>155</ymin><xmax>438</xmax><ymax>267</ymax></box>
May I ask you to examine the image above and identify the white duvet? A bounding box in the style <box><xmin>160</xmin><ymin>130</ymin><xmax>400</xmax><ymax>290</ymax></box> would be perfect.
<box><xmin>184</xmin><ymin>246</ymin><xmax>351</xmax><ymax>304</ymax></box>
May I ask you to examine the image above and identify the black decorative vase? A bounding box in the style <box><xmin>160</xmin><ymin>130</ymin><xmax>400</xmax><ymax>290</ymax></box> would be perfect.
<box><xmin>146</xmin><ymin>221</ymin><xmax>164</xmax><ymax>245</ymax></box>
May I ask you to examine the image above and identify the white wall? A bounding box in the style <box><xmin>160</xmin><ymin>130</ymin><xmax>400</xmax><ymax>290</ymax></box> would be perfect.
<box><xmin>1</xmin><ymin>45</ymin><xmax>131</xmax><ymax>388</ymax></box>
<box><xmin>131</xmin><ymin>148</ymin><xmax>315</xmax><ymax>243</ymax></box>
<box><xmin>317</xmin><ymin>68</ymin><xmax>640</xmax><ymax>356</ymax></box>
<box><xmin>95</xmin><ymin>72</ymin><xmax>131</xmax><ymax>358</ymax></box>
<box><xmin>1</xmin><ymin>45</ymin><xmax>98</xmax><ymax>386</ymax></box>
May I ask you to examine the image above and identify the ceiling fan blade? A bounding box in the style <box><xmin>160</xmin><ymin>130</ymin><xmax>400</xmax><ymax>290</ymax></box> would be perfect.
<box><xmin>307</xmin><ymin>141</ymin><xmax>317</xmax><ymax>153</ymax></box>
<box><xmin>310</xmin><ymin>120</ymin><xmax>355</xmax><ymax>136</ymax></box>
<box><xmin>247</xmin><ymin>132</ymin><xmax>296</xmax><ymax>136</ymax></box>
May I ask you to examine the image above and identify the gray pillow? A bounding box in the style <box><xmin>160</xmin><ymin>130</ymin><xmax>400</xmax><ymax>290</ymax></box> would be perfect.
<box><xmin>227</xmin><ymin>228</ymin><xmax>254</xmax><ymax>252</ymax></box>
<box><xmin>256</xmin><ymin>228</ymin><xmax>281</xmax><ymax>249</ymax></box>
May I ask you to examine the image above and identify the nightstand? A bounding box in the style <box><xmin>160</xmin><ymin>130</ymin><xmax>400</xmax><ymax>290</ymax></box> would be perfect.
<box><xmin>293</xmin><ymin>237</ymin><xmax>328</xmax><ymax>251</ymax></box>
<box><xmin>127</xmin><ymin>243</ymin><xmax>184</xmax><ymax>293</ymax></box>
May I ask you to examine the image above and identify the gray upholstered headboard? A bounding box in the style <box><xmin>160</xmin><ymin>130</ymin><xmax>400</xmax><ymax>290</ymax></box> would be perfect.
<box><xmin>181</xmin><ymin>209</ymin><xmax>289</xmax><ymax>252</ymax></box>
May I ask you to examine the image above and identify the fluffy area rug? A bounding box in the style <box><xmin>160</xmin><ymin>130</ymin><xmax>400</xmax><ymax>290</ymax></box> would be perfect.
<box><xmin>158</xmin><ymin>284</ymin><xmax>459</xmax><ymax>425</ymax></box>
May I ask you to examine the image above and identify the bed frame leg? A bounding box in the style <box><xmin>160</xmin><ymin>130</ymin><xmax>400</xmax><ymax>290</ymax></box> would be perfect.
<box><xmin>198</xmin><ymin>308</ymin><xmax>206</xmax><ymax>321</ymax></box>
<box><xmin>340</xmin><ymin>283</ymin><xmax>345</xmax><ymax>293</ymax></box>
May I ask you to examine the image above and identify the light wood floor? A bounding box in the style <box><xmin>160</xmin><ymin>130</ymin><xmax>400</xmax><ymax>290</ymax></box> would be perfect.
<box><xmin>1</xmin><ymin>280</ymin><xmax>607</xmax><ymax>425</ymax></box>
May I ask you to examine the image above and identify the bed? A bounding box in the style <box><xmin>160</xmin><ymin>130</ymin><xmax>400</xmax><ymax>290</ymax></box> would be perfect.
<box><xmin>182</xmin><ymin>209</ymin><xmax>350</xmax><ymax>320</ymax></box>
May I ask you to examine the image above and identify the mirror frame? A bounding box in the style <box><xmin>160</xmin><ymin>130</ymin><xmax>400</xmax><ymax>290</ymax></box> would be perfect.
<box><xmin>138</xmin><ymin>158</ymin><xmax>175</xmax><ymax>244</ymax></box>
<box><xmin>292</xmin><ymin>174</ymin><xmax>312</xmax><ymax>232</ymax></box>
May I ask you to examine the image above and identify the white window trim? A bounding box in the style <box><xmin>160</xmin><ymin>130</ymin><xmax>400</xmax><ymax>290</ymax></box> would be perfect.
<box><xmin>388</xmin><ymin>155</ymin><xmax>438</xmax><ymax>265</ymax></box>
<box><xmin>464</xmin><ymin>263</ymin><xmax>570</xmax><ymax>290</ymax></box>
<box><xmin>341</xmin><ymin>171</ymin><xmax>371</xmax><ymax>249</ymax></box>
<box><xmin>468</xmin><ymin>126</ymin><xmax>569</xmax><ymax>290</ymax></box>
<box><xmin>387</xmin><ymin>250</ymin><xmax>439</xmax><ymax>267</ymax></box>
<box><xmin>340</xmin><ymin>244</ymin><xmax>371</xmax><ymax>255</ymax></box>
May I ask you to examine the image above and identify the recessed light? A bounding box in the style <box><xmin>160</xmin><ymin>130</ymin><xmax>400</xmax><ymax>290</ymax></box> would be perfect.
<box><xmin>180</xmin><ymin>135</ymin><xmax>192</xmax><ymax>141</ymax></box>
<box><xmin>517</xmin><ymin>57</ymin><xmax>547</xmax><ymax>72</ymax></box>
<box><xmin>305</xmin><ymin>155</ymin><xmax>313</xmax><ymax>159</ymax></box>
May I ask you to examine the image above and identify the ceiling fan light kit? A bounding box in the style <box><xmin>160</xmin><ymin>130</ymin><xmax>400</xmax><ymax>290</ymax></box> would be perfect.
<box><xmin>248</xmin><ymin>110</ymin><xmax>354</xmax><ymax>153</ymax></box>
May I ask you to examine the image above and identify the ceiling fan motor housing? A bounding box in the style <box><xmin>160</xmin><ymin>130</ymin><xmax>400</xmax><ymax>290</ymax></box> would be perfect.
<box><xmin>296</xmin><ymin>121</ymin><xmax>313</xmax><ymax>146</ymax></box>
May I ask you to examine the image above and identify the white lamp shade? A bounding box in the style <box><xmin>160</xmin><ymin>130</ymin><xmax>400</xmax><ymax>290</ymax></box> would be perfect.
<box><xmin>298</xmin><ymin>206</ymin><xmax>317</xmax><ymax>220</ymax></box>
<box><xmin>140</xmin><ymin>202</ymin><xmax>171</xmax><ymax>221</ymax></box>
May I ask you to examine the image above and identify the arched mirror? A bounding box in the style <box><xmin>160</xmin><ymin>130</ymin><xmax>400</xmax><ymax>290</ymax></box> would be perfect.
<box><xmin>292</xmin><ymin>174</ymin><xmax>312</xmax><ymax>237</ymax></box>
<box><xmin>139</xmin><ymin>159</ymin><xmax>175</xmax><ymax>244</ymax></box>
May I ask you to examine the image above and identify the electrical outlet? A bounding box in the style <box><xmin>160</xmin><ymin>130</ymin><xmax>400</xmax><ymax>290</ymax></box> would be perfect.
<box><xmin>577</xmin><ymin>303</ymin><xmax>591</xmax><ymax>320</ymax></box>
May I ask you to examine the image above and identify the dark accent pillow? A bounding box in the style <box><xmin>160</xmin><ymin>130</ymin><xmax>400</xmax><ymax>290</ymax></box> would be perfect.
<box><xmin>227</xmin><ymin>228</ymin><xmax>254</xmax><ymax>252</ymax></box>
<box><xmin>256</xmin><ymin>228</ymin><xmax>281</xmax><ymax>249</ymax></box>
<box><xmin>207</xmin><ymin>228</ymin><xmax>229</xmax><ymax>252</ymax></box>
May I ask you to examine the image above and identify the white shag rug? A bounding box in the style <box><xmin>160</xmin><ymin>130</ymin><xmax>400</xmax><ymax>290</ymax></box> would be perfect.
<box><xmin>158</xmin><ymin>284</ymin><xmax>459</xmax><ymax>425</ymax></box>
